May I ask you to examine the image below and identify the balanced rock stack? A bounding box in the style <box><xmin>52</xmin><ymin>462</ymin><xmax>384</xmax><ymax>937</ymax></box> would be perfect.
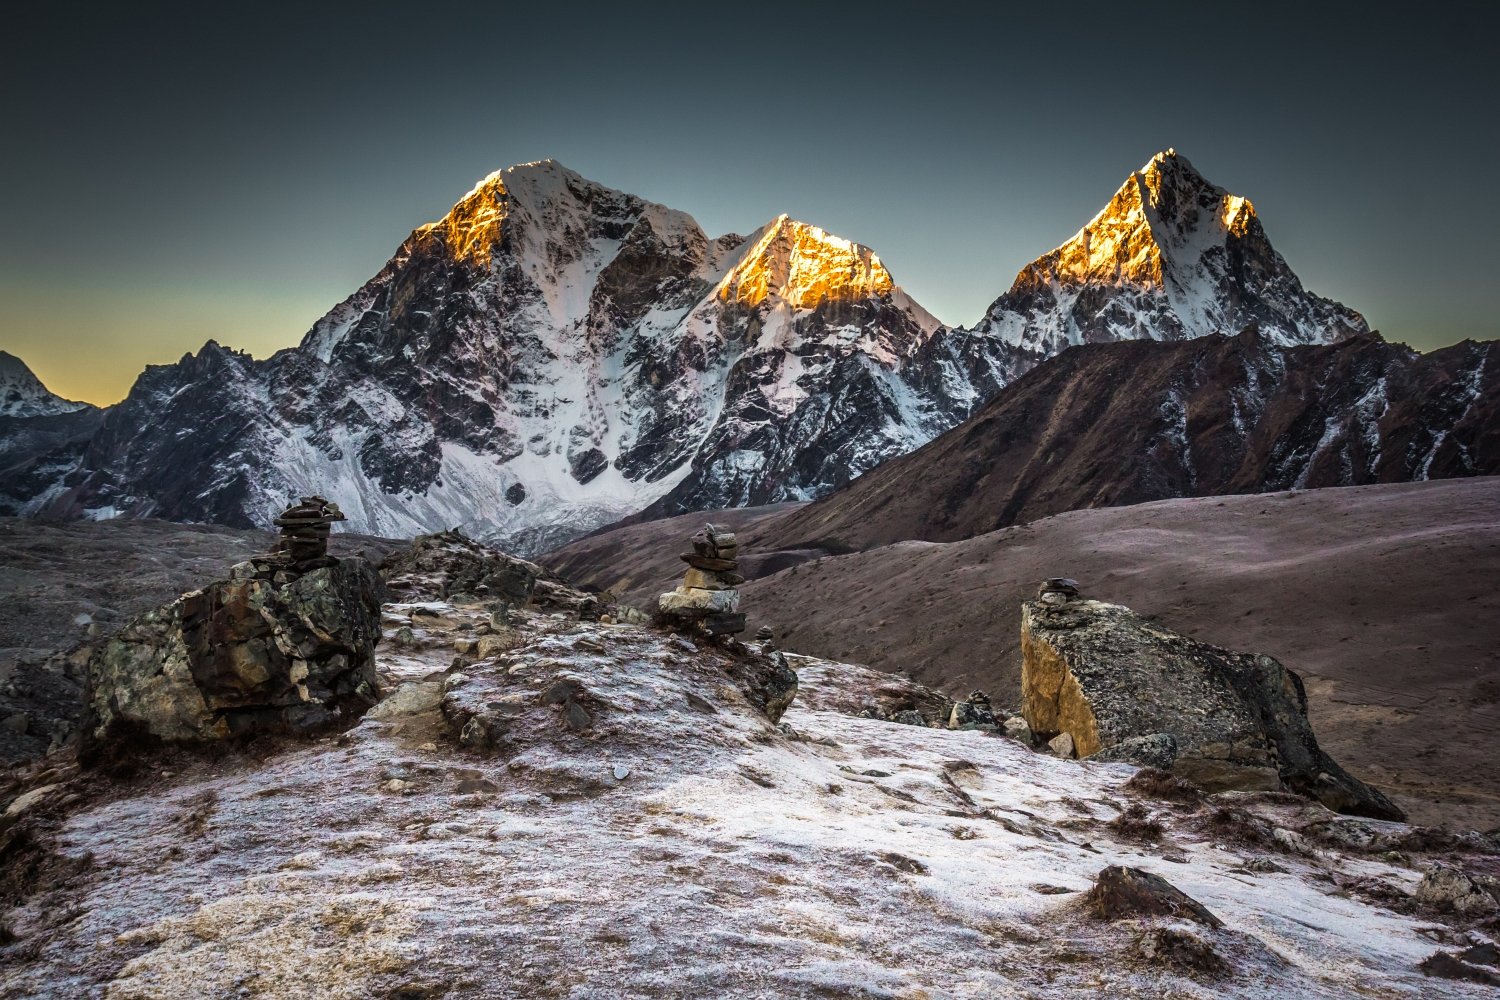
<box><xmin>228</xmin><ymin>496</ymin><xmax>347</xmax><ymax>587</ymax></box>
<box><xmin>272</xmin><ymin>495</ymin><xmax>346</xmax><ymax>569</ymax></box>
<box><xmin>1038</xmin><ymin>577</ymin><xmax>1080</xmax><ymax>606</ymax></box>
<box><xmin>658</xmin><ymin>524</ymin><xmax>747</xmax><ymax>636</ymax></box>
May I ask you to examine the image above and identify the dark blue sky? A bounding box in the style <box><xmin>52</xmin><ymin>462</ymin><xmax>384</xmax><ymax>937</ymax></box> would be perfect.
<box><xmin>3</xmin><ymin>1</ymin><xmax>1495</xmax><ymax>403</ymax></box>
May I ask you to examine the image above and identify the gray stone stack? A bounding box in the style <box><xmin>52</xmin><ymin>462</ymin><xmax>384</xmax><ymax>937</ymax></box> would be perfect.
<box><xmin>658</xmin><ymin>524</ymin><xmax>747</xmax><ymax>636</ymax></box>
<box><xmin>271</xmin><ymin>495</ymin><xmax>346</xmax><ymax>569</ymax></box>
<box><xmin>1037</xmin><ymin>577</ymin><xmax>1080</xmax><ymax>606</ymax></box>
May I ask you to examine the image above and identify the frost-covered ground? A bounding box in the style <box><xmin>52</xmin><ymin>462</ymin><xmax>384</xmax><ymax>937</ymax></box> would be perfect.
<box><xmin>1</xmin><ymin>601</ymin><xmax>1493</xmax><ymax>998</ymax></box>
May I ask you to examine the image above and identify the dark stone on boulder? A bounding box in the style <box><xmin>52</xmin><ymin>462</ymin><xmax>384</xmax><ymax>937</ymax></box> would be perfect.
<box><xmin>81</xmin><ymin>559</ymin><xmax>383</xmax><ymax>755</ymax></box>
<box><xmin>679</xmin><ymin>554</ymin><xmax>738</xmax><ymax>572</ymax></box>
<box><xmin>702</xmin><ymin>612</ymin><xmax>747</xmax><ymax>636</ymax></box>
<box><xmin>1088</xmin><ymin>733</ymin><xmax>1180</xmax><ymax>770</ymax></box>
<box><xmin>721</xmin><ymin>649</ymin><xmax>798</xmax><ymax>724</ymax></box>
<box><xmin>1085</xmin><ymin>865</ymin><xmax>1223</xmax><ymax>927</ymax></box>
<box><xmin>1022</xmin><ymin>599</ymin><xmax>1404</xmax><ymax>821</ymax></box>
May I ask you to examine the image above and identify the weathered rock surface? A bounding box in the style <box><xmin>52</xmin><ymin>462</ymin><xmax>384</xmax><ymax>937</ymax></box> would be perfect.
<box><xmin>81</xmin><ymin>558</ymin><xmax>384</xmax><ymax>752</ymax></box>
<box><xmin>1021</xmin><ymin>597</ymin><xmax>1404</xmax><ymax>820</ymax></box>
<box><xmin>3</xmin><ymin>591</ymin><xmax>1495</xmax><ymax>998</ymax></box>
<box><xmin>380</xmin><ymin>529</ymin><xmax>543</xmax><ymax>604</ymax></box>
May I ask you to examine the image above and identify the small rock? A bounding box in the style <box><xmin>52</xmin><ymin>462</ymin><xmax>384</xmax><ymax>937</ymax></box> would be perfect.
<box><xmin>380</xmin><ymin>778</ymin><xmax>415</xmax><ymax>795</ymax></box>
<box><xmin>889</xmin><ymin>710</ymin><xmax>927</xmax><ymax>727</ymax></box>
<box><xmin>392</xmin><ymin>626</ymin><xmax>416</xmax><ymax>648</ymax></box>
<box><xmin>4</xmin><ymin>783</ymin><xmax>61</xmax><ymax>818</ymax></box>
<box><xmin>1085</xmin><ymin>865</ymin><xmax>1223</xmax><ymax>927</ymax></box>
<box><xmin>1419</xmin><ymin>951</ymin><xmax>1500</xmax><ymax>986</ymax></box>
<box><xmin>1003</xmin><ymin>716</ymin><xmax>1033</xmax><ymax>744</ymax></box>
<box><xmin>1048</xmin><ymin>732</ymin><xmax>1076</xmax><ymax>759</ymax></box>
<box><xmin>1133</xmin><ymin>925</ymin><xmax>1228</xmax><ymax>979</ymax></box>
<box><xmin>1414</xmin><ymin>864</ymin><xmax>1500</xmax><ymax>917</ymax></box>
<box><xmin>612</xmin><ymin>764</ymin><xmax>630</xmax><ymax>781</ymax></box>
<box><xmin>948</xmin><ymin>691</ymin><xmax>997</xmax><ymax>730</ymax></box>
<box><xmin>564</xmin><ymin>701</ymin><xmax>593</xmax><ymax>732</ymax></box>
<box><xmin>367</xmin><ymin>681</ymin><xmax>445</xmax><ymax>720</ymax></box>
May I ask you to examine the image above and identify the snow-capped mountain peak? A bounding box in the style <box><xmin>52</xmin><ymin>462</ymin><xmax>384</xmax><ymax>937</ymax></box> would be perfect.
<box><xmin>972</xmin><ymin>148</ymin><xmax>1368</xmax><ymax>354</ymax></box>
<box><xmin>2</xmin><ymin>152</ymin><xmax>1390</xmax><ymax>552</ymax></box>
<box><xmin>0</xmin><ymin>352</ymin><xmax>89</xmax><ymax>418</ymax></box>
<box><xmin>716</xmin><ymin>215</ymin><xmax>896</xmax><ymax>310</ymax></box>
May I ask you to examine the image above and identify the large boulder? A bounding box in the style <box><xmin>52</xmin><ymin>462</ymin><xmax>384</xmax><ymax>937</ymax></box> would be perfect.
<box><xmin>81</xmin><ymin>559</ymin><xmax>384</xmax><ymax>753</ymax></box>
<box><xmin>1021</xmin><ymin>597</ymin><xmax>1404</xmax><ymax>821</ymax></box>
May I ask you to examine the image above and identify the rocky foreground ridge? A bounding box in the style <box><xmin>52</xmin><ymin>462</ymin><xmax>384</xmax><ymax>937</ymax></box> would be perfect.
<box><xmin>2</xmin><ymin>530</ymin><xmax>1499</xmax><ymax>996</ymax></box>
<box><xmin>0</xmin><ymin>151</ymin><xmax>1372</xmax><ymax>551</ymax></box>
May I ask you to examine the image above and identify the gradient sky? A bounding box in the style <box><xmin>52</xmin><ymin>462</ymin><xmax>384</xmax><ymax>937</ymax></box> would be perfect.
<box><xmin>3</xmin><ymin>1</ymin><xmax>1495</xmax><ymax>405</ymax></box>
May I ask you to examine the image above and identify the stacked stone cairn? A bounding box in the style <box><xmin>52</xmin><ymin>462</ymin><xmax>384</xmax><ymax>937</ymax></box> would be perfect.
<box><xmin>272</xmin><ymin>495</ymin><xmax>346</xmax><ymax>568</ymax></box>
<box><xmin>658</xmin><ymin>524</ymin><xmax>747</xmax><ymax>637</ymax></box>
<box><xmin>1038</xmin><ymin>577</ymin><xmax>1080</xmax><ymax>607</ymax></box>
<box><xmin>947</xmin><ymin>690</ymin><xmax>998</xmax><ymax>730</ymax></box>
<box><xmin>226</xmin><ymin>496</ymin><xmax>347</xmax><ymax>586</ymax></box>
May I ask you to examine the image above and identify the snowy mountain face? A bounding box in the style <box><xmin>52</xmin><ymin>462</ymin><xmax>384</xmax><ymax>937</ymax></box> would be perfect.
<box><xmin>918</xmin><ymin>150</ymin><xmax>1369</xmax><ymax>407</ymax></box>
<box><xmin>4</xmin><ymin>153</ymin><xmax>1373</xmax><ymax>548</ymax></box>
<box><xmin>0</xmin><ymin>353</ymin><xmax>88</xmax><ymax>419</ymax></box>
<box><xmin>10</xmin><ymin>162</ymin><xmax>948</xmax><ymax>551</ymax></box>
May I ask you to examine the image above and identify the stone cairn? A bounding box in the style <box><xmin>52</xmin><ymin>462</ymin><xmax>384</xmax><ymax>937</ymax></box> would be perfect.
<box><xmin>658</xmin><ymin>523</ymin><xmax>747</xmax><ymax>637</ymax></box>
<box><xmin>233</xmin><ymin>495</ymin><xmax>346</xmax><ymax>584</ymax></box>
<box><xmin>1037</xmin><ymin>577</ymin><xmax>1080</xmax><ymax>607</ymax></box>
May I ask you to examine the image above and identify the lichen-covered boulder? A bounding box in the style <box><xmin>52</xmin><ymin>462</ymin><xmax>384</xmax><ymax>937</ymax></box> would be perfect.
<box><xmin>1021</xmin><ymin>598</ymin><xmax>1404</xmax><ymax>821</ymax></box>
<box><xmin>82</xmin><ymin>559</ymin><xmax>384</xmax><ymax>754</ymax></box>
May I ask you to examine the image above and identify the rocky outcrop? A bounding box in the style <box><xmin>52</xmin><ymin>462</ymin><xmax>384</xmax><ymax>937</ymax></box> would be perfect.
<box><xmin>380</xmin><ymin>528</ymin><xmax>544</xmax><ymax>605</ymax></box>
<box><xmin>1085</xmin><ymin>865</ymin><xmax>1223</xmax><ymax>927</ymax></box>
<box><xmin>1020</xmin><ymin>592</ymin><xmax>1404</xmax><ymax>821</ymax></box>
<box><xmin>81</xmin><ymin>558</ymin><xmax>383</xmax><ymax>753</ymax></box>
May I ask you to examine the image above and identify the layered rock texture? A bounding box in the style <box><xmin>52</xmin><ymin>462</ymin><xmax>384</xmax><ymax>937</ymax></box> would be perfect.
<box><xmin>1020</xmin><ymin>594</ymin><xmax>1404</xmax><ymax>820</ymax></box>
<box><xmin>2</xmin><ymin>152</ymin><xmax>1373</xmax><ymax>549</ymax></box>
<box><xmin>81</xmin><ymin>557</ymin><xmax>383</xmax><ymax>751</ymax></box>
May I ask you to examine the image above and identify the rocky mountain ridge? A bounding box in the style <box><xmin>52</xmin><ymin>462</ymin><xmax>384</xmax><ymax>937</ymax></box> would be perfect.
<box><xmin>765</xmin><ymin>329</ymin><xmax>1497</xmax><ymax>551</ymax></box>
<box><xmin>3</xmin><ymin>153</ymin><xmax>1370</xmax><ymax>549</ymax></box>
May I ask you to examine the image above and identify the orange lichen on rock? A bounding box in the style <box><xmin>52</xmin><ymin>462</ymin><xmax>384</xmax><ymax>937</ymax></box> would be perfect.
<box><xmin>1020</xmin><ymin>611</ymin><xmax>1104</xmax><ymax>757</ymax></box>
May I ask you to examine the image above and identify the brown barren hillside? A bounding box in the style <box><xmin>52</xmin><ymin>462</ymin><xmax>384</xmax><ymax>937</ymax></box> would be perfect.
<box><xmin>545</xmin><ymin>479</ymin><xmax>1500</xmax><ymax>829</ymax></box>
<box><xmin>766</xmin><ymin>331</ymin><xmax>1498</xmax><ymax>554</ymax></box>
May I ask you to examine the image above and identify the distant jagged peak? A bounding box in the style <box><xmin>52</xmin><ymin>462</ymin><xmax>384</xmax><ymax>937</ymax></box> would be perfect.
<box><xmin>977</xmin><ymin>148</ymin><xmax>1367</xmax><ymax>350</ymax></box>
<box><xmin>1013</xmin><ymin>147</ymin><xmax>1264</xmax><ymax>294</ymax></box>
<box><xmin>0</xmin><ymin>350</ymin><xmax>90</xmax><ymax>417</ymax></box>
<box><xmin>416</xmin><ymin>158</ymin><xmax>704</xmax><ymax>267</ymax></box>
